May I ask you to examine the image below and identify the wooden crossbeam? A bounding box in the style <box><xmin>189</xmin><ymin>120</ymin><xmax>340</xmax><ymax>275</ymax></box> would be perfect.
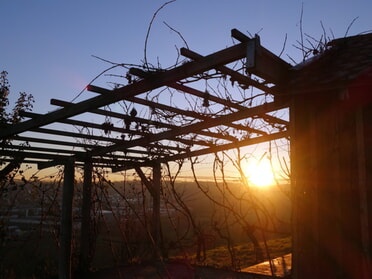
<box><xmin>180</xmin><ymin>47</ymin><xmax>277</xmax><ymax>94</ymax></box>
<box><xmin>1</xmin><ymin>149</ymin><xmax>143</xmax><ymax>167</ymax></box>
<box><xmin>180</xmin><ymin>48</ymin><xmax>289</xmax><ymax>127</ymax></box>
<box><xmin>231</xmin><ymin>29</ymin><xmax>291</xmax><ymax>84</ymax></box>
<box><xmin>30</xmin><ymin>127</ymin><xmax>124</xmax><ymax>144</ymax></box>
<box><xmin>0</xmin><ymin>41</ymin><xmax>248</xmax><ymax>138</ymax></box>
<box><xmin>160</xmin><ymin>130</ymin><xmax>289</xmax><ymax>163</ymax></box>
<box><xmin>2</xmin><ymin>144</ymin><xmax>144</xmax><ymax>161</ymax></box>
<box><xmin>21</xmin><ymin>111</ymin><xmax>211</xmax><ymax>148</ymax></box>
<box><xmin>90</xmin><ymin>101</ymin><xmax>287</xmax><ymax>156</ymax></box>
<box><xmin>12</xmin><ymin>134</ymin><xmax>183</xmax><ymax>155</ymax></box>
<box><xmin>128</xmin><ymin>68</ymin><xmax>269</xmax><ymax>135</ymax></box>
<box><xmin>87</xmin><ymin>85</ymin><xmax>240</xmax><ymax>141</ymax></box>
<box><xmin>134</xmin><ymin>166</ymin><xmax>155</xmax><ymax>196</ymax></box>
<box><xmin>1</xmin><ymin>149</ymin><xmax>74</xmax><ymax>161</ymax></box>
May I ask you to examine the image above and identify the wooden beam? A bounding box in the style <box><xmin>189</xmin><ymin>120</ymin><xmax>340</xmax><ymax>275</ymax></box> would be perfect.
<box><xmin>38</xmin><ymin>160</ymin><xmax>66</xmax><ymax>170</ymax></box>
<box><xmin>181</xmin><ymin>47</ymin><xmax>278</xmax><ymax>94</ymax></box>
<box><xmin>24</xmin><ymin>110</ymin><xmax>212</xmax><ymax>147</ymax></box>
<box><xmin>0</xmin><ymin>42</ymin><xmax>248</xmax><ymax>138</ymax></box>
<box><xmin>79</xmin><ymin>158</ymin><xmax>93</xmax><ymax>275</ymax></box>
<box><xmin>37</xmin><ymin>160</ymin><xmax>135</xmax><ymax>170</ymax></box>
<box><xmin>1</xmin><ymin>148</ymin><xmax>143</xmax><ymax>168</ymax></box>
<box><xmin>180</xmin><ymin>47</ymin><xmax>289</xmax><ymax>126</ymax></box>
<box><xmin>90</xmin><ymin>101</ymin><xmax>287</xmax><ymax>156</ymax></box>
<box><xmin>231</xmin><ymin>29</ymin><xmax>291</xmax><ymax>84</ymax></box>
<box><xmin>12</xmin><ymin>135</ymin><xmax>177</xmax><ymax>156</ymax></box>
<box><xmin>1</xmin><ymin>149</ymin><xmax>74</xmax><ymax>161</ymax></box>
<box><xmin>152</xmin><ymin>163</ymin><xmax>161</xmax><ymax>251</ymax></box>
<box><xmin>160</xmin><ymin>130</ymin><xmax>289</xmax><ymax>162</ymax></box>
<box><xmin>3</xmin><ymin>145</ymin><xmax>146</xmax><ymax>163</ymax></box>
<box><xmin>3</xmin><ymin>144</ymin><xmax>85</xmax><ymax>156</ymax></box>
<box><xmin>87</xmin><ymin>85</ymin><xmax>239</xmax><ymax>141</ymax></box>
<box><xmin>128</xmin><ymin>68</ymin><xmax>269</xmax><ymax>135</ymax></box>
<box><xmin>134</xmin><ymin>166</ymin><xmax>155</xmax><ymax>196</ymax></box>
<box><xmin>13</xmin><ymin>135</ymin><xmax>100</xmax><ymax>150</ymax></box>
<box><xmin>30</xmin><ymin>127</ymin><xmax>123</xmax><ymax>144</ymax></box>
<box><xmin>111</xmin><ymin>161</ymin><xmax>155</xmax><ymax>173</ymax></box>
<box><xmin>50</xmin><ymin>98</ymin><xmax>227</xmax><ymax>147</ymax></box>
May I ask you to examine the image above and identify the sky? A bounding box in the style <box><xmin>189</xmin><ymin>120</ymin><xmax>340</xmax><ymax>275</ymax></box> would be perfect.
<box><xmin>1</xmin><ymin>0</ymin><xmax>371</xmax><ymax>114</ymax></box>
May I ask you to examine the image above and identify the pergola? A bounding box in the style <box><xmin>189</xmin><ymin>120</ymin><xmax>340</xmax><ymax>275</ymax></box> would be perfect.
<box><xmin>0</xmin><ymin>29</ymin><xmax>291</xmax><ymax>278</ymax></box>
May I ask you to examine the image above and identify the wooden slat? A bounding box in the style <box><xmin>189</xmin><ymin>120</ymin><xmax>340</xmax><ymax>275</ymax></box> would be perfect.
<box><xmin>160</xmin><ymin>130</ymin><xmax>289</xmax><ymax>162</ymax></box>
<box><xmin>181</xmin><ymin>47</ymin><xmax>277</xmax><ymax>94</ymax></box>
<box><xmin>2</xmin><ymin>145</ymin><xmax>144</xmax><ymax>161</ymax></box>
<box><xmin>0</xmin><ymin>42</ymin><xmax>248</xmax><ymax>138</ymax></box>
<box><xmin>90</xmin><ymin>101</ymin><xmax>287</xmax><ymax>156</ymax></box>
<box><xmin>180</xmin><ymin>48</ymin><xmax>289</xmax><ymax>126</ymax></box>
<box><xmin>88</xmin><ymin>86</ymin><xmax>240</xmax><ymax>140</ymax></box>
<box><xmin>22</xmin><ymin>111</ymin><xmax>212</xmax><ymax>148</ymax></box>
<box><xmin>1</xmin><ymin>149</ymin><xmax>74</xmax><ymax>161</ymax></box>
<box><xmin>51</xmin><ymin>97</ymin><xmax>237</xmax><ymax>142</ymax></box>
<box><xmin>128</xmin><ymin>68</ymin><xmax>269</xmax><ymax>135</ymax></box>
<box><xmin>12</xmin><ymin>134</ymin><xmax>183</xmax><ymax>154</ymax></box>
<box><xmin>30</xmin><ymin>127</ymin><xmax>124</xmax><ymax>144</ymax></box>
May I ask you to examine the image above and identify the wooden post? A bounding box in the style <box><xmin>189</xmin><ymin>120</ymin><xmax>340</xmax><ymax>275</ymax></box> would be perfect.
<box><xmin>79</xmin><ymin>158</ymin><xmax>93</xmax><ymax>275</ymax></box>
<box><xmin>152</xmin><ymin>163</ymin><xmax>161</xmax><ymax>247</ymax></box>
<box><xmin>134</xmin><ymin>164</ymin><xmax>162</xmax><ymax>257</ymax></box>
<box><xmin>59</xmin><ymin>157</ymin><xmax>75</xmax><ymax>279</ymax></box>
<box><xmin>356</xmin><ymin>108</ymin><xmax>371</xmax><ymax>278</ymax></box>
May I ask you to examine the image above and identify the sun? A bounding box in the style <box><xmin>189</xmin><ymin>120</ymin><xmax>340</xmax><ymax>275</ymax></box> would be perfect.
<box><xmin>246</xmin><ymin>160</ymin><xmax>275</xmax><ymax>187</ymax></box>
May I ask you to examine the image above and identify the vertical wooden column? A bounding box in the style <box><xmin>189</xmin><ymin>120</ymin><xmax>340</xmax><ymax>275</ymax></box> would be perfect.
<box><xmin>79</xmin><ymin>158</ymin><xmax>93</xmax><ymax>275</ymax></box>
<box><xmin>356</xmin><ymin>109</ymin><xmax>371</xmax><ymax>278</ymax></box>
<box><xmin>59</xmin><ymin>157</ymin><xmax>75</xmax><ymax>279</ymax></box>
<box><xmin>152</xmin><ymin>162</ymin><xmax>161</xmax><ymax>247</ymax></box>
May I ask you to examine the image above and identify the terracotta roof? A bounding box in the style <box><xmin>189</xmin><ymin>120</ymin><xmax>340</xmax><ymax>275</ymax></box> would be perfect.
<box><xmin>290</xmin><ymin>32</ymin><xmax>372</xmax><ymax>93</ymax></box>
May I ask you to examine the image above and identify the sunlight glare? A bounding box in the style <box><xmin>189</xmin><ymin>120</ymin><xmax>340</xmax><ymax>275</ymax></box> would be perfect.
<box><xmin>246</xmin><ymin>160</ymin><xmax>275</xmax><ymax>187</ymax></box>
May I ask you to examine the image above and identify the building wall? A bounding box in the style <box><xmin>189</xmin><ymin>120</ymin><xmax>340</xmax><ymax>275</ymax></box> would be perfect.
<box><xmin>291</xmin><ymin>71</ymin><xmax>372</xmax><ymax>279</ymax></box>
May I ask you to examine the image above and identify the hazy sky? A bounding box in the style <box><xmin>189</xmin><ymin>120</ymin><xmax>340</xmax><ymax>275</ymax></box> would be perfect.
<box><xmin>1</xmin><ymin>0</ymin><xmax>371</xmax><ymax>114</ymax></box>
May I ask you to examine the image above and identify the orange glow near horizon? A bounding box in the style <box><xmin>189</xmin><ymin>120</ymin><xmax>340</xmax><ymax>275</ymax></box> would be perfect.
<box><xmin>245</xmin><ymin>159</ymin><xmax>275</xmax><ymax>187</ymax></box>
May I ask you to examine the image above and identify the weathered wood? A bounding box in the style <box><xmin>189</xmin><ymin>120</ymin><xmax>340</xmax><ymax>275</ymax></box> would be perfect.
<box><xmin>152</xmin><ymin>163</ymin><xmax>161</xmax><ymax>249</ymax></box>
<box><xmin>13</xmin><ymin>134</ymin><xmax>183</xmax><ymax>155</ymax></box>
<box><xmin>160</xmin><ymin>130</ymin><xmax>289</xmax><ymax>163</ymax></box>
<box><xmin>87</xmin><ymin>85</ymin><xmax>241</xmax><ymax>141</ymax></box>
<box><xmin>79</xmin><ymin>158</ymin><xmax>93</xmax><ymax>275</ymax></box>
<box><xmin>181</xmin><ymin>47</ymin><xmax>277</xmax><ymax>95</ymax></box>
<box><xmin>355</xmin><ymin>108</ymin><xmax>372</xmax><ymax>277</ymax></box>
<box><xmin>31</xmin><ymin>127</ymin><xmax>124</xmax><ymax>144</ymax></box>
<box><xmin>231</xmin><ymin>29</ymin><xmax>291</xmax><ymax>84</ymax></box>
<box><xmin>90</xmin><ymin>101</ymin><xmax>288</xmax><ymax>156</ymax></box>
<box><xmin>128</xmin><ymin>69</ymin><xmax>270</xmax><ymax>135</ymax></box>
<box><xmin>23</xmin><ymin>110</ymin><xmax>213</xmax><ymax>148</ymax></box>
<box><xmin>179</xmin><ymin>48</ymin><xmax>289</xmax><ymax>126</ymax></box>
<box><xmin>0</xmin><ymin>42</ymin><xmax>248</xmax><ymax>138</ymax></box>
<box><xmin>59</xmin><ymin>157</ymin><xmax>75</xmax><ymax>279</ymax></box>
<box><xmin>1</xmin><ymin>149</ymin><xmax>73</xmax><ymax>161</ymax></box>
<box><xmin>134</xmin><ymin>165</ymin><xmax>155</xmax><ymax>196</ymax></box>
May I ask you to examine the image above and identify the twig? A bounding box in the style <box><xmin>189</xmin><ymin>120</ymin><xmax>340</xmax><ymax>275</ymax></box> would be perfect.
<box><xmin>144</xmin><ymin>0</ymin><xmax>177</xmax><ymax>69</ymax></box>
<box><xmin>278</xmin><ymin>33</ymin><xmax>287</xmax><ymax>58</ymax></box>
<box><xmin>163</xmin><ymin>21</ymin><xmax>189</xmax><ymax>49</ymax></box>
<box><xmin>299</xmin><ymin>3</ymin><xmax>305</xmax><ymax>60</ymax></box>
<box><xmin>345</xmin><ymin>16</ymin><xmax>359</xmax><ymax>37</ymax></box>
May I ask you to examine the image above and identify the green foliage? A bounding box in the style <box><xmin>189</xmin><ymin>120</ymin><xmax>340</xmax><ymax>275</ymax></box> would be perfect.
<box><xmin>0</xmin><ymin>70</ymin><xmax>34</xmax><ymax>126</ymax></box>
<box><xmin>0</xmin><ymin>71</ymin><xmax>10</xmax><ymax>125</ymax></box>
<box><xmin>0</xmin><ymin>70</ymin><xmax>35</xmax><ymax>182</ymax></box>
